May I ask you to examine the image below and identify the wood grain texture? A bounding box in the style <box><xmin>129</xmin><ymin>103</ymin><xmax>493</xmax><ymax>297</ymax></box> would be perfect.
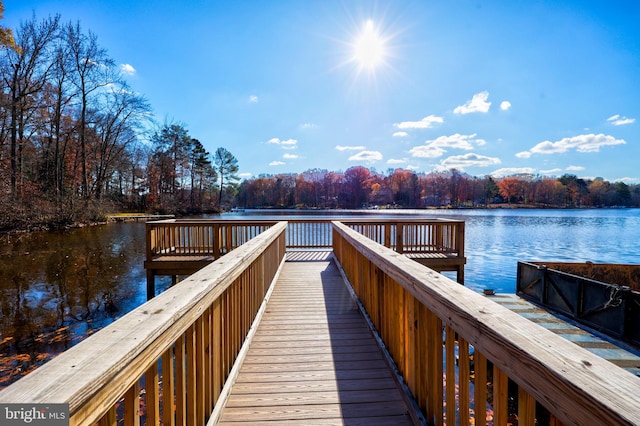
<box><xmin>217</xmin><ymin>260</ymin><xmax>415</xmax><ymax>425</ymax></box>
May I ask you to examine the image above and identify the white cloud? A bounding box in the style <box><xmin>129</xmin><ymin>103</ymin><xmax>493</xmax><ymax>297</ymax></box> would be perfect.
<box><xmin>238</xmin><ymin>172</ymin><xmax>253</xmax><ymax>179</ymax></box>
<box><xmin>268</xmin><ymin>138</ymin><xmax>298</xmax><ymax>149</ymax></box>
<box><xmin>454</xmin><ymin>91</ymin><xmax>491</xmax><ymax>114</ymax></box>
<box><xmin>490</xmin><ymin>167</ymin><xmax>536</xmax><ymax>177</ymax></box>
<box><xmin>348</xmin><ymin>150</ymin><xmax>383</xmax><ymax>162</ymax></box>
<box><xmin>120</xmin><ymin>64</ymin><xmax>136</xmax><ymax>76</ymax></box>
<box><xmin>566</xmin><ymin>165</ymin><xmax>585</xmax><ymax>171</ymax></box>
<box><xmin>269</xmin><ymin>161</ymin><xmax>285</xmax><ymax>166</ymax></box>
<box><xmin>607</xmin><ymin>114</ymin><xmax>635</xmax><ymax>126</ymax></box>
<box><xmin>500</xmin><ymin>101</ymin><xmax>511</xmax><ymax>111</ymax></box>
<box><xmin>394</xmin><ymin>115</ymin><xmax>444</xmax><ymax>129</ymax></box>
<box><xmin>249</xmin><ymin>95</ymin><xmax>259</xmax><ymax>103</ymax></box>
<box><xmin>429</xmin><ymin>133</ymin><xmax>477</xmax><ymax>150</ymax></box>
<box><xmin>336</xmin><ymin>145</ymin><xmax>365</xmax><ymax>151</ymax></box>
<box><xmin>539</xmin><ymin>168</ymin><xmax>563</xmax><ymax>175</ymax></box>
<box><xmin>616</xmin><ymin>177</ymin><xmax>640</xmax><ymax>184</ymax></box>
<box><xmin>407</xmin><ymin>165</ymin><xmax>420</xmax><ymax>171</ymax></box>
<box><xmin>409</xmin><ymin>133</ymin><xmax>482</xmax><ymax>159</ymax></box>
<box><xmin>387</xmin><ymin>158</ymin><xmax>407</xmax><ymax>164</ymax></box>
<box><xmin>410</xmin><ymin>145</ymin><xmax>445</xmax><ymax>158</ymax></box>
<box><xmin>299</xmin><ymin>123</ymin><xmax>317</xmax><ymax>129</ymax></box>
<box><xmin>515</xmin><ymin>151</ymin><xmax>532</xmax><ymax>159</ymax></box>
<box><xmin>440</xmin><ymin>153</ymin><xmax>501</xmax><ymax>170</ymax></box>
<box><xmin>283</xmin><ymin>153</ymin><xmax>299</xmax><ymax>159</ymax></box>
<box><xmin>392</xmin><ymin>131</ymin><xmax>409</xmax><ymax>137</ymax></box>
<box><xmin>529</xmin><ymin>133</ymin><xmax>626</xmax><ymax>154</ymax></box>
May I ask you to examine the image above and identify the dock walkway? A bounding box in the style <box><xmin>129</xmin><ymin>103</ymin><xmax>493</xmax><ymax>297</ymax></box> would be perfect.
<box><xmin>217</xmin><ymin>253</ymin><xmax>415</xmax><ymax>425</ymax></box>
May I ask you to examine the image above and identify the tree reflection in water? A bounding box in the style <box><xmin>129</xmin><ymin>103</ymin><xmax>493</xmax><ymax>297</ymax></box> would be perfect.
<box><xmin>0</xmin><ymin>222</ymin><xmax>171</xmax><ymax>389</ymax></box>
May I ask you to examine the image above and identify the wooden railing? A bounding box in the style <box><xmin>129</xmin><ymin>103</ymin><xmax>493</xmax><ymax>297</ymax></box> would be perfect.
<box><xmin>146</xmin><ymin>217</ymin><xmax>464</xmax><ymax>256</ymax></box>
<box><xmin>146</xmin><ymin>219</ymin><xmax>278</xmax><ymax>259</ymax></box>
<box><xmin>332</xmin><ymin>221</ymin><xmax>640</xmax><ymax>425</ymax></box>
<box><xmin>0</xmin><ymin>222</ymin><xmax>287</xmax><ymax>426</ymax></box>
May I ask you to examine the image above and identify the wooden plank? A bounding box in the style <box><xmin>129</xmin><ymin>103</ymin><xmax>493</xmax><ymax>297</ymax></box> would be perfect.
<box><xmin>123</xmin><ymin>382</ymin><xmax>140</xmax><ymax>426</ymax></box>
<box><xmin>217</xmin><ymin>260</ymin><xmax>416</xmax><ymax>425</ymax></box>
<box><xmin>161</xmin><ymin>348</ymin><xmax>175</xmax><ymax>426</ymax></box>
<box><xmin>493</xmin><ymin>364</ymin><xmax>508</xmax><ymax>426</ymax></box>
<box><xmin>145</xmin><ymin>362</ymin><xmax>159</xmax><ymax>426</ymax></box>
<box><xmin>458</xmin><ymin>337</ymin><xmax>470</xmax><ymax>426</ymax></box>
<box><xmin>474</xmin><ymin>351</ymin><xmax>487</xmax><ymax>426</ymax></box>
<box><xmin>445</xmin><ymin>326</ymin><xmax>456</xmax><ymax>426</ymax></box>
<box><xmin>518</xmin><ymin>386</ymin><xmax>536</xmax><ymax>426</ymax></box>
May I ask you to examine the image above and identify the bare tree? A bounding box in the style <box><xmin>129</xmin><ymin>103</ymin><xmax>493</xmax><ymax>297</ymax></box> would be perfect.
<box><xmin>1</xmin><ymin>15</ymin><xmax>60</xmax><ymax>198</ymax></box>
<box><xmin>66</xmin><ymin>21</ymin><xmax>115</xmax><ymax>199</ymax></box>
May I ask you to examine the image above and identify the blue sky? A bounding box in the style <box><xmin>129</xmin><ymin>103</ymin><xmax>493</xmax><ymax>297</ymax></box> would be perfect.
<box><xmin>5</xmin><ymin>1</ymin><xmax>640</xmax><ymax>182</ymax></box>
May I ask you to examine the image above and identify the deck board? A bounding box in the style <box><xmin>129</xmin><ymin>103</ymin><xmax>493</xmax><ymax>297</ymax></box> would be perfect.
<box><xmin>217</xmin><ymin>259</ymin><xmax>415</xmax><ymax>425</ymax></box>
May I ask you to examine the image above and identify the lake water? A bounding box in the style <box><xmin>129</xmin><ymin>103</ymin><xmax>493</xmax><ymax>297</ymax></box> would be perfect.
<box><xmin>0</xmin><ymin>208</ymin><xmax>638</xmax><ymax>388</ymax></box>
<box><xmin>224</xmin><ymin>208</ymin><xmax>640</xmax><ymax>293</ymax></box>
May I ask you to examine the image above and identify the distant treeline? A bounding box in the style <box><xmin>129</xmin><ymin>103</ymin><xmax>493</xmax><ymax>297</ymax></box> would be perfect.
<box><xmin>235</xmin><ymin>167</ymin><xmax>640</xmax><ymax>209</ymax></box>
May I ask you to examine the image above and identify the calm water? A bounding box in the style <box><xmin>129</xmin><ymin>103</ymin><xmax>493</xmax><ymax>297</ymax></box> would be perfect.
<box><xmin>0</xmin><ymin>208</ymin><xmax>638</xmax><ymax>388</ymax></box>
<box><xmin>225</xmin><ymin>208</ymin><xmax>640</xmax><ymax>293</ymax></box>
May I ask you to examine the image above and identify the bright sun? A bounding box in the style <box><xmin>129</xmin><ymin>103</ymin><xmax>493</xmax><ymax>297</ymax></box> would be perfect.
<box><xmin>353</xmin><ymin>20</ymin><xmax>386</xmax><ymax>70</ymax></box>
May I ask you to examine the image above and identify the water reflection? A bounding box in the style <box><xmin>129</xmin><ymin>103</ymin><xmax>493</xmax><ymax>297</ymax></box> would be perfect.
<box><xmin>0</xmin><ymin>223</ymin><xmax>171</xmax><ymax>388</ymax></box>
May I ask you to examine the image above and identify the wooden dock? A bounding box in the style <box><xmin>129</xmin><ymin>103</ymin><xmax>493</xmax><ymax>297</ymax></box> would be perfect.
<box><xmin>216</xmin><ymin>254</ymin><xmax>416</xmax><ymax>425</ymax></box>
<box><xmin>2</xmin><ymin>219</ymin><xmax>640</xmax><ymax>425</ymax></box>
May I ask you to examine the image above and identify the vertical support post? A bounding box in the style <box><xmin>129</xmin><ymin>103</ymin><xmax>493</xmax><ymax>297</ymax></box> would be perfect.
<box><xmin>146</xmin><ymin>270</ymin><xmax>155</xmax><ymax>301</ymax></box>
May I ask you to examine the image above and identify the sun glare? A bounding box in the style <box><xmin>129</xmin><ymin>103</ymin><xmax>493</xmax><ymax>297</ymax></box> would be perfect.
<box><xmin>353</xmin><ymin>20</ymin><xmax>386</xmax><ymax>70</ymax></box>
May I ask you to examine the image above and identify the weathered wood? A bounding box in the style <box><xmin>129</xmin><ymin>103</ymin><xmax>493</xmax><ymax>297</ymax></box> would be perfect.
<box><xmin>332</xmin><ymin>221</ymin><xmax>640</xmax><ymax>425</ymax></box>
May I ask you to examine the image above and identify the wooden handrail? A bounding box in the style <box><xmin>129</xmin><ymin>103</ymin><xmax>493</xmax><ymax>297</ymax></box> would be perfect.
<box><xmin>146</xmin><ymin>217</ymin><xmax>465</xmax><ymax>255</ymax></box>
<box><xmin>0</xmin><ymin>221</ymin><xmax>288</xmax><ymax>426</ymax></box>
<box><xmin>332</xmin><ymin>221</ymin><xmax>640</xmax><ymax>425</ymax></box>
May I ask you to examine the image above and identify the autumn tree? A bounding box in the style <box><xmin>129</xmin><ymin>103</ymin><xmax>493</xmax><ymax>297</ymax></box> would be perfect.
<box><xmin>389</xmin><ymin>169</ymin><xmax>420</xmax><ymax>207</ymax></box>
<box><xmin>558</xmin><ymin>174</ymin><xmax>588</xmax><ymax>207</ymax></box>
<box><xmin>497</xmin><ymin>176</ymin><xmax>522</xmax><ymax>204</ymax></box>
<box><xmin>0</xmin><ymin>1</ymin><xmax>18</xmax><ymax>52</ymax></box>
<box><xmin>342</xmin><ymin>166</ymin><xmax>371</xmax><ymax>208</ymax></box>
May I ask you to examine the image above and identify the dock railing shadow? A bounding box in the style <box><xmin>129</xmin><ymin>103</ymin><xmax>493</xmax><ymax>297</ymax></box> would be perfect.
<box><xmin>332</xmin><ymin>220</ymin><xmax>640</xmax><ymax>425</ymax></box>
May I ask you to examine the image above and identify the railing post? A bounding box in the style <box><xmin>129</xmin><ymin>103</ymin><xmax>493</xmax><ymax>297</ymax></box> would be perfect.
<box><xmin>396</xmin><ymin>222</ymin><xmax>404</xmax><ymax>254</ymax></box>
<box><xmin>214</xmin><ymin>224</ymin><xmax>221</xmax><ymax>259</ymax></box>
